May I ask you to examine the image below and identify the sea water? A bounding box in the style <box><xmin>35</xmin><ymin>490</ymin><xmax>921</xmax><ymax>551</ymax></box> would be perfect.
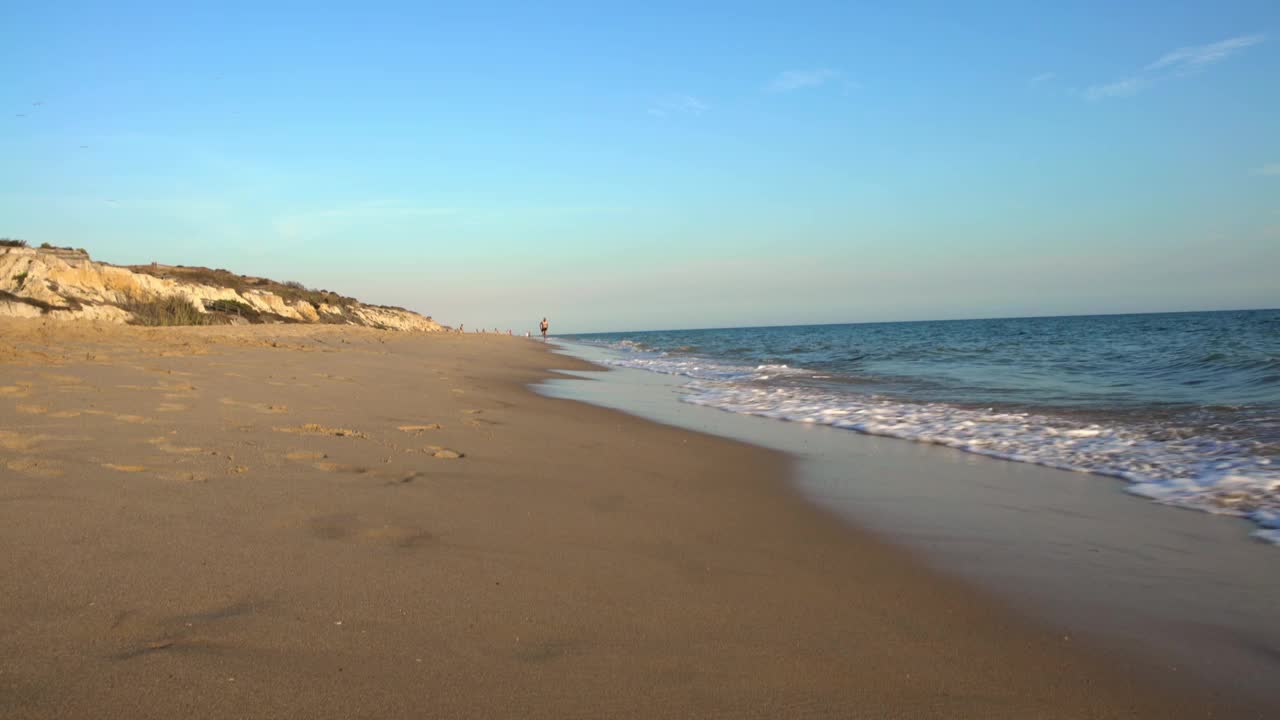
<box><xmin>567</xmin><ymin>310</ymin><xmax>1280</xmax><ymax>543</ymax></box>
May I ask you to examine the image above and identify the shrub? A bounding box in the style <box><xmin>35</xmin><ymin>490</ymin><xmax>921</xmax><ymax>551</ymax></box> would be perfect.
<box><xmin>0</xmin><ymin>238</ymin><xmax>27</xmax><ymax>248</ymax></box>
<box><xmin>39</xmin><ymin>242</ymin><xmax>54</xmax><ymax>249</ymax></box>
<box><xmin>204</xmin><ymin>298</ymin><xmax>271</xmax><ymax>323</ymax></box>
<box><xmin>125</xmin><ymin>297</ymin><xmax>222</xmax><ymax>326</ymax></box>
<box><xmin>14</xmin><ymin>271</ymin><xmax>28</xmax><ymax>289</ymax></box>
<box><xmin>0</xmin><ymin>289</ymin><xmax>66</xmax><ymax>312</ymax></box>
<box><xmin>126</xmin><ymin>265</ymin><xmax>359</xmax><ymax>309</ymax></box>
<box><xmin>205</xmin><ymin>298</ymin><xmax>253</xmax><ymax>315</ymax></box>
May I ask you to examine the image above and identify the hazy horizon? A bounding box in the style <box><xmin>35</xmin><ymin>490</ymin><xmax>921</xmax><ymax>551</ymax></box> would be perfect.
<box><xmin>558</xmin><ymin>306</ymin><xmax>1279</xmax><ymax>336</ymax></box>
<box><xmin>4</xmin><ymin>2</ymin><xmax>1278</xmax><ymax>334</ymax></box>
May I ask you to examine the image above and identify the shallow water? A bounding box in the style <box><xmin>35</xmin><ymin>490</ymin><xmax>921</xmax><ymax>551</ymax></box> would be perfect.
<box><xmin>537</xmin><ymin>357</ymin><xmax>1280</xmax><ymax>709</ymax></box>
<box><xmin>568</xmin><ymin>310</ymin><xmax>1280</xmax><ymax>542</ymax></box>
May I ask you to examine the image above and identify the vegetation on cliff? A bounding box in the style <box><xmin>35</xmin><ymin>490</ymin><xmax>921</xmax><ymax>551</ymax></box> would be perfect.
<box><xmin>0</xmin><ymin>244</ymin><xmax>442</xmax><ymax>331</ymax></box>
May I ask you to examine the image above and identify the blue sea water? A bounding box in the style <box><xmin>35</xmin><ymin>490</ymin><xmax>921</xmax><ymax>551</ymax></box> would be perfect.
<box><xmin>566</xmin><ymin>310</ymin><xmax>1280</xmax><ymax>543</ymax></box>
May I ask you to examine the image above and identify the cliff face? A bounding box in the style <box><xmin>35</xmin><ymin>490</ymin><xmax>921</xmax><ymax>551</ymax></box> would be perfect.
<box><xmin>0</xmin><ymin>247</ymin><xmax>443</xmax><ymax>331</ymax></box>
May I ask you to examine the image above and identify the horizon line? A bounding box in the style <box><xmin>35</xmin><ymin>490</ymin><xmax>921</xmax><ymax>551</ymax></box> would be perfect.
<box><xmin>559</xmin><ymin>306</ymin><xmax>1278</xmax><ymax>336</ymax></box>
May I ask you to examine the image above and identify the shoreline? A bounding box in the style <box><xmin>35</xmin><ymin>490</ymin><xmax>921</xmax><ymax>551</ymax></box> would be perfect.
<box><xmin>0</xmin><ymin>320</ymin><xmax>1264</xmax><ymax>718</ymax></box>
<box><xmin>543</xmin><ymin>339</ymin><xmax>1280</xmax><ymax>709</ymax></box>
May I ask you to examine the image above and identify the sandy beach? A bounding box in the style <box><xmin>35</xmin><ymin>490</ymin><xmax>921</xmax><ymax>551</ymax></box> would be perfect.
<box><xmin>0</xmin><ymin>320</ymin><xmax>1261</xmax><ymax>718</ymax></box>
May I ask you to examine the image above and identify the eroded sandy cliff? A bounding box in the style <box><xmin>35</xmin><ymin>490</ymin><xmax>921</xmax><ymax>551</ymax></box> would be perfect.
<box><xmin>0</xmin><ymin>246</ymin><xmax>443</xmax><ymax>331</ymax></box>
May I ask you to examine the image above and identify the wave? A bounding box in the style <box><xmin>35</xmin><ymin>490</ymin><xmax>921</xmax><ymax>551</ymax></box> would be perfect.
<box><xmin>590</xmin><ymin>347</ymin><xmax>1280</xmax><ymax>545</ymax></box>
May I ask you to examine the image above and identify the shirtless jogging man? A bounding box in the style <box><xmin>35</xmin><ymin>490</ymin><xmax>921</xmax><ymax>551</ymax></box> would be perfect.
<box><xmin>539</xmin><ymin>317</ymin><xmax>549</xmax><ymax>341</ymax></box>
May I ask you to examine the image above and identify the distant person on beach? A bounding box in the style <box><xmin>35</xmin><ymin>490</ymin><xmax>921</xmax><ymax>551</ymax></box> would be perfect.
<box><xmin>539</xmin><ymin>317</ymin><xmax>549</xmax><ymax>341</ymax></box>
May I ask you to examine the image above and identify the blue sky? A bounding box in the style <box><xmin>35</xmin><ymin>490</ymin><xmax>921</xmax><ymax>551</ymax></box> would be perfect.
<box><xmin>2</xmin><ymin>1</ymin><xmax>1277</xmax><ymax>333</ymax></box>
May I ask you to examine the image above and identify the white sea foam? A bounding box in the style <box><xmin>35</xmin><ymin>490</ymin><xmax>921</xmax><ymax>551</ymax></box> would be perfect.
<box><xmin>593</xmin><ymin>347</ymin><xmax>1280</xmax><ymax>545</ymax></box>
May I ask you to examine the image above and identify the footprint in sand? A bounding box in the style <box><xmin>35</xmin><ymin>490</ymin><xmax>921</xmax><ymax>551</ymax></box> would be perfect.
<box><xmin>220</xmin><ymin>398</ymin><xmax>289</xmax><ymax>414</ymax></box>
<box><xmin>409</xmin><ymin>445</ymin><xmax>464</xmax><ymax>459</ymax></box>
<box><xmin>386</xmin><ymin>471</ymin><xmax>424</xmax><ymax>485</ymax></box>
<box><xmin>110</xmin><ymin>599</ymin><xmax>265</xmax><ymax>661</ymax></box>
<box><xmin>308</xmin><ymin>514</ymin><xmax>433</xmax><ymax>548</ymax></box>
<box><xmin>42</xmin><ymin>373</ymin><xmax>84</xmax><ymax>385</ymax></box>
<box><xmin>147</xmin><ymin>368</ymin><xmax>195</xmax><ymax>378</ymax></box>
<box><xmin>158</xmin><ymin>470</ymin><xmax>208</xmax><ymax>483</ymax></box>
<box><xmin>397</xmin><ymin>423</ymin><xmax>442</xmax><ymax>433</ymax></box>
<box><xmin>361</xmin><ymin>526</ymin><xmax>434</xmax><ymax>549</ymax></box>
<box><xmin>44</xmin><ymin>374</ymin><xmax>87</xmax><ymax>395</ymax></box>
<box><xmin>0</xmin><ymin>384</ymin><xmax>33</xmax><ymax>398</ymax></box>
<box><xmin>308</xmin><ymin>513</ymin><xmax>358</xmax><ymax>540</ymax></box>
<box><xmin>0</xmin><ymin>430</ymin><xmax>46</xmax><ymax>451</ymax></box>
<box><xmin>285</xmin><ymin>450</ymin><xmax>328</xmax><ymax>461</ymax></box>
<box><xmin>311</xmin><ymin>373</ymin><xmax>355</xmax><ymax>383</ymax></box>
<box><xmin>114</xmin><ymin>415</ymin><xmax>150</xmax><ymax>424</ymax></box>
<box><xmin>274</xmin><ymin>424</ymin><xmax>367</xmax><ymax>439</ymax></box>
<box><xmin>6</xmin><ymin>458</ymin><xmax>63</xmax><ymax>478</ymax></box>
<box><xmin>103</xmin><ymin>463</ymin><xmax>147</xmax><ymax>473</ymax></box>
<box><xmin>146</xmin><ymin>436</ymin><xmax>204</xmax><ymax>454</ymax></box>
<box><xmin>312</xmin><ymin>461</ymin><xmax>368</xmax><ymax>474</ymax></box>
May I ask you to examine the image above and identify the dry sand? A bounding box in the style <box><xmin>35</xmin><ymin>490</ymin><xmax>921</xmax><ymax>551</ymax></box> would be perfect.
<box><xmin>0</xmin><ymin>319</ymin><xmax>1260</xmax><ymax>718</ymax></box>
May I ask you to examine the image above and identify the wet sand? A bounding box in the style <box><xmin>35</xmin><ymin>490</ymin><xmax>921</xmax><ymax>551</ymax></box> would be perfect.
<box><xmin>0</xmin><ymin>319</ymin><xmax>1262</xmax><ymax>718</ymax></box>
<box><xmin>541</xmin><ymin>350</ymin><xmax>1280</xmax><ymax>709</ymax></box>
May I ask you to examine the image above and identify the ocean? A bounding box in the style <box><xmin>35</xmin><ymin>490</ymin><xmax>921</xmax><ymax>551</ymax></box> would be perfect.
<box><xmin>566</xmin><ymin>309</ymin><xmax>1280</xmax><ymax>543</ymax></box>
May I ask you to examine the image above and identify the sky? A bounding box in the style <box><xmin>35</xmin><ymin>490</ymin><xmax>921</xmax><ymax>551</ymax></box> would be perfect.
<box><xmin>2</xmin><ymin>1</ymin><xmax>1278</xmax><ymax>333</ymax></box>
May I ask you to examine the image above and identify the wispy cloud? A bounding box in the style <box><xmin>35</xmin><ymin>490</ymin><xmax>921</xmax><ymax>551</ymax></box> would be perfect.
<box><xmin>1145</xmin><ymin>34</ymin><xmax>1264</xmax><ymax>72</ymax></box>
<box><xmin>767</xmin><ymin>68</ymin><xmax>840</xmax><ymax>93</ymax></box>
<box><xmin>1253</xmin><ymin>162</ymin><xmax>1280</xmax><ymax>176</ymax></box>
<box><xmin>1029</xmin><ymin>72</ymin><xmax>1056</xmax><ymax>87</ymax></box>
<box><xmin>1083</xmin><ymin>76</ymin><xmax>1145</xmax><ymax>100</ymax></box>
<box><xmin>1083</xmin><ymin>33</ymin><xmax>1264</xmax><ymax>101</ymax></box>
<box><xmin>648</xmin><ymin>94</ymin><xmax>708</xmax><ymax>118</ymax></box>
